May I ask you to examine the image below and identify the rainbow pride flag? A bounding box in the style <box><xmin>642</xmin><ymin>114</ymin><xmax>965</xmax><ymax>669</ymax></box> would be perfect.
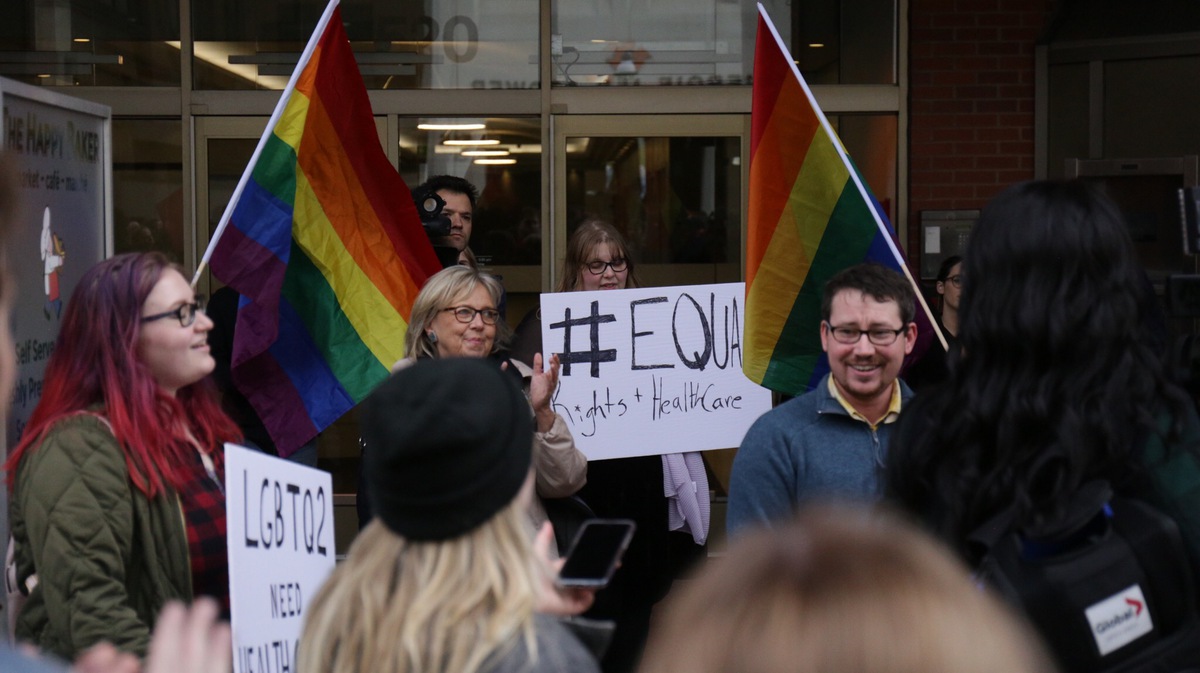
<box><xmin>744</xmin><ymin>5</ymin><xmax>938</xmax><ymax>396</ymax></box>
<box><xmin>203</xmin><ymin>1</ymin><xmax>441</xmax><ymax>456</ymax></box>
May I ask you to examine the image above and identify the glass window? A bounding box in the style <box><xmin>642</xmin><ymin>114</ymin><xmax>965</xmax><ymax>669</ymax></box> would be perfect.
<box><xmin>398</xmin><ymin>117</ymin><xmax>542</xmax><ymax>269</ymax></box>
<box><xmin>550</xmin><ymin>0</ymin><xmax>895</xmax><ymax>87</ymax></box>
<box><xmin>192</xmin><ymin>0</ymin><xmax>538</xmax><ymax>90</ymax></box>
<box><xmin>113</xmin><ymin>119</ymin><xmax>184</xmax><ymax>262</ymax></box>
<box><xmin>0</xmin><ymin>0</ymin><xmax>180</xmax><ymax>86</ymax></box>
<box><xmin>564</xmin><ymin>134</ymin><xmax>741</xmax><ymax>286</ymax></box>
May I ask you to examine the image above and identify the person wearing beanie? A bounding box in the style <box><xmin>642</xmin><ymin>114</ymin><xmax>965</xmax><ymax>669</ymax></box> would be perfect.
<box><xmin>299</xmin><ymin>358</ymin><xmax>600</xmax><ymax>673</ymax></box>
<box><xmin>353</xmin><ymin>264</ymin><xmax>588</xmax><ymax>553</ymax></box>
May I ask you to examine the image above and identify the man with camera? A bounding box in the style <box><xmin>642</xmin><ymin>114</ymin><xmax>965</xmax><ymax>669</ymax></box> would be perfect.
<box><xmin>414</xmin><ymin>175</ymin><xmax>477</xmax><ymax>256</ymax></box>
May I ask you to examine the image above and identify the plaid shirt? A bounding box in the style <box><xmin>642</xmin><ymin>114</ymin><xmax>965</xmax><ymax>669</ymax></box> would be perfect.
<box><xmin>179</xmin><ymin>448</ymin><xmax>229</xmax><ymax>616</ymax></box>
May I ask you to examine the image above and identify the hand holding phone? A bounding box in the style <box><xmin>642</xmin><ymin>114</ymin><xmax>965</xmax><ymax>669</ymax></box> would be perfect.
<box><xmin>556</xmin><ymin>519</ymin><xmax>636</xmax><ymax>588</ymax></box>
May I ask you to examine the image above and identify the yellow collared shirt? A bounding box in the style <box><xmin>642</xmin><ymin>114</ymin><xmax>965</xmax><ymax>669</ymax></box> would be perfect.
<box><xmin>827</xmin><ymin>375</ymin><xmax>903</xmax><ymax>430</ymax></box>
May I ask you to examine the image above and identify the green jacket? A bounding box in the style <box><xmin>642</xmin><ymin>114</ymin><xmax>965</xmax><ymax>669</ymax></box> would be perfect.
<box><xmin>10</xmin><ymin>413</ymin><xmax>192</xmax><ymax>660</ymax></box>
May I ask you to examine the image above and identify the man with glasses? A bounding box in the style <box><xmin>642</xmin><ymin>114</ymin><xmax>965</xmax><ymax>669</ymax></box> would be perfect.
<box><xmin>727</xmin><ymin>263</ymin><xmax>917</xmax><ymax>535</ymax></box>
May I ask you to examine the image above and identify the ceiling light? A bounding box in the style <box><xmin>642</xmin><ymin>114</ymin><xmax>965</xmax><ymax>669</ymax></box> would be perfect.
<box><xmin>461</xmin><ymin>150</ymin><xmax>510</xmax><ymax>157</ymax></box>
<box><xmin>474</xmin><ymin>159</ymin><xmax>516</xmax><ymax>165</ymax></box>
<box><xmin>808</xmin><ymin>43</ymin><xmax>825</xmax><ymax>48</ymax></box>
<box><xmin>443</xmin><ymin>139</ymin><xmax>501</xmax><ymax>146</ymax></box>
<box><xmin>73</xmin><ymin>38</ymin><xmax>91</xmax><ymax>43</ymax></box>
<box><xmin>418</xmin><ymin>122</ymin><xmax>486</xmax><ymax>131</ymax></box>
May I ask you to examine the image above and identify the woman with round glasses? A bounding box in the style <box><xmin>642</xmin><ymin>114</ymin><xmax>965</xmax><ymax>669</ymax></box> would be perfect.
<box><xmin>512</xmin><ymin>219</ymin><xmax>708</xmax><ymax>673</ymax></box>
<box><xmin>399</xmin><ymin>264</ymin><xmax>587</xmax><ymax>512</ymax></box>
<box><xmin>6</xmin><ymin>251</ymin><xmax>240</xmax><ymax>660</ymax></box>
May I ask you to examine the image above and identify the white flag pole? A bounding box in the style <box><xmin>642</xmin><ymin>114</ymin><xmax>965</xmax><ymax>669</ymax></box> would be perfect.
<box><xmin>191</xmin><ymin>0</ymin><xmax>342</xmax><ymax>289</ymax></box>
<box><xmin>757</xmin><ymin>4</ymin><xmax>947</xmax><ymax>350</ymax></box>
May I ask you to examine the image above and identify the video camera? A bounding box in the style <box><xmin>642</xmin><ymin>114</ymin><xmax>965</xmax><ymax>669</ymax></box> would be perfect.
<box><xmin>413</xmin><ymin>186</ymin><xmax>461</xmax><ymax>268</ymax></box>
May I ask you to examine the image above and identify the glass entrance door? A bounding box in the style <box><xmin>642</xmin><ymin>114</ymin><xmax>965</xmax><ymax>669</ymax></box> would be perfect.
<box><xmin>552</xmin><ymin>115</ymin><xmax>746</xmax><ymax>290</ymax></box>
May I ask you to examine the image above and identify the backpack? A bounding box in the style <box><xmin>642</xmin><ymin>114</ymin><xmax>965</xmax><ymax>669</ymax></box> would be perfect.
<box><xmin>970</xmin><ymin>480</ymin><xmax>1200</xmax><ymax>673</ymax></box>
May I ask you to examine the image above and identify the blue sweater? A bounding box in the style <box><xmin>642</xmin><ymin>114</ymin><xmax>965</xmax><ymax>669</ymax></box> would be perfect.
<box><xmin>726</xmin><ymin>375</ymin><xmax>913</xmax><ymax>536</ymax></box>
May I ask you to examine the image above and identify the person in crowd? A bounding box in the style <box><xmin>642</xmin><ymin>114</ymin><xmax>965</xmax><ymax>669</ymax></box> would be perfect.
<box><xmin>416</xmin><ymin>174</ymin><xmax>477</xmax><ymax>253</ymax></box>
<box><xmin>887</xmin><ymin>180</ymin><xmax>1200</xmax><ymax>670</ymax></box>
<box><xmin>5</xmin><ymin>251</ymin><xmax>241</xmax><ymax>659</ymax></box>
<box><xmin>355</xmin><ymin>265</ymin><xmax>586</xmax><ymax>529</ymax></box>
<box><xmin>903</xmin><ymin>255</ymin><xmax>962</xmax><ymax>390</ymax></box>
<box><xmin>932</xmin><ymin>254</ymin><xmax>962</xmax><ymax>339</ymax></box>
<box><xmin>887</xmin><ymin>179</ymin><xmax>1200</xmax><ymax>563</ymax></box>
<box><xmin>299</xmin><ymin>358</ymin><xmax>600</xmax><ymax>673</ymax></box>
<box><xmin>726</xmin><ymin>263</ymin><xmax>917</xmax><ymax>535</ymax></box>
<box><xmin>0</xmin><ymin>157</ymin><xmax>233</xmax><ymax>673</ymax></box>
<box><xmin>637</xmin><ymin>505</ymin><xmax>1057</xmax><ymax>673</ymax></box>
<box><xmin>402</xmin><ymin>264</ymin><xmax>586</xmax><ymax>500</ymax></box>
<box><xmin>511</xmin><ymin>219</ymin><xmax>708</xmax><ymax>673</ymax></box>
<box><xmin>458</xmin><ymin>245</ymin><xmax>479</xmax><ymax>269</ymax></box>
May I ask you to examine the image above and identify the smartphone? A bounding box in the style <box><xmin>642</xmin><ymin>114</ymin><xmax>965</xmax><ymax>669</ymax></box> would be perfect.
<box><xmin>557</xmin><ymin>519</ymin><xmax>637</xmax><ymax>588</ymax></box>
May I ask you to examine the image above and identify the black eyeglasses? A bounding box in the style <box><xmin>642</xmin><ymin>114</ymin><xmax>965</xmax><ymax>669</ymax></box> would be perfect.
<box><xmin>141</xmin><ymin>297</ymin><xmax>206</xmax><ymax>328</ymax></box>
<box><xmin>946</xmin><ymin>274</ymin><xmax>963</xmax><ymax>289</ymax></box>
<box><xmin>585</xmin><ymin>258</ymin><xmax>628</xmax><ymax>275</ymax></box>
<box><xmin>825</xmin><ymin>322</ymin><xmax>906</xmax><ymax>346</ymax></box>
<box><xmin>443</xmin><ymin>306</ymin><xmax>500</xmax><ymax>325</ymax></box>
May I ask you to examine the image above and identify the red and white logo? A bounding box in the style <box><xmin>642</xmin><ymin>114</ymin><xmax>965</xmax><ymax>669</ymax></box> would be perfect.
<box><xmin>1085</xmin><ymin>585</ymin><xmax>1153</xmax><ymax>656</ymax></box>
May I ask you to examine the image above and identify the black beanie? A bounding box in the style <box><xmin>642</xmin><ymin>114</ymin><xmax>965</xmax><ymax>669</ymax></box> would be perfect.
<box><xmin>361</xmin><ymin>358</ymin><xmax>533</xmax><ymax>541</ymax></box>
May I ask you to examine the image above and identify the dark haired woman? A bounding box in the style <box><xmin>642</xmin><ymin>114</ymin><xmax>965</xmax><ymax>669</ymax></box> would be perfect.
<box><xmin>888</xmin><ymin>179</ymin><xmax>1200</xmax><ymax>575</ymax></box>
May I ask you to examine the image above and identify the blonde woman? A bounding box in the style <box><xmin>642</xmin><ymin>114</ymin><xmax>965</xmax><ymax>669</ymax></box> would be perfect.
<box><xmin>300</xmin><ymin>358</ymin><xmax>598</xmax><ymax>673</ymax></box>
<box><xmin>639</xmin><ymin>505</ymin><xmax>1057</xmax><ymax>673</ymax></box>
<box><xmin>401</xmin><ymin>265</ymin><xmax>585</xmax><ymax>501</ymax></box>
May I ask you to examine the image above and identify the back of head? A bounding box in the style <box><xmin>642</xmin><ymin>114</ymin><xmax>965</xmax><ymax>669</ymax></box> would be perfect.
<box><xmin>557</xmin><ymin>218</ymin><xmax>641</xmax><ymax>291</ymax></box>
<box><xmin>959</xmin><ymin>180</ymin><xmax>1147</xmax><ymax>383</ymax></box>
<box><xmin>638</xmin><ymin>506</ymin><xmax>1057</xmax><ymax>673</ymax></box>
<box><xmin>887</xmin><ymin>179</ymin><xmax>1189</xmax><ymax>548</ymax></box>
<box><xmin>360</xmin><ymin>357</ymin><xmax>532</xmax><ymax>541</ymax></box>
<box><xmin>300</xmin><ymin>358</ymin><xmax>540</xmax><ymax>673</ymax></box>
<box><xmin>821</xmin><ymin>262</ymin><xmax>916</xmax><ymax>324</ymax></box>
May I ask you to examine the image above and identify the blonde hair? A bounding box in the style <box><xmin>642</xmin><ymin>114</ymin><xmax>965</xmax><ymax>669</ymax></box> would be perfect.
<box><xmin>639</xmin><ymin>505</ymin><xmax>1057</xmax><ymax>673</ymax></box>
<box><xmin>298</xmin><ymin>496</ymin><xmax>542</xmax><ymax>673</ymax></box>
<box><xmin>404</xmin><ymin>265</ymin><xmax>509</xmax><ymax>359</ymax></box>
<box><xmin>556</xmin><ymin>219</ymin><xmax>641</xmax><ymax>292</ymax></box>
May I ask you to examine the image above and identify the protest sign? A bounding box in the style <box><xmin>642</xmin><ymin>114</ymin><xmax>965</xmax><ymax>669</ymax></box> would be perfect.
<box><xmin>540</xmin><ymin>282</ymin><xmax>771</xmax><ymax>460</ymax></box>
<box><xmin>225</xmin><ymin>444</ymin><xmax>335</xmax><ymax>673</ymax></box>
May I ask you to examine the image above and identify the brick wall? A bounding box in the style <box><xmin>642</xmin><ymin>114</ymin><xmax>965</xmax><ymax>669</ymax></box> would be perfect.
<box><xmin>907</xmin><ymin>0</ymin><xmax>1057</xmax><ymax>256</ymax></box>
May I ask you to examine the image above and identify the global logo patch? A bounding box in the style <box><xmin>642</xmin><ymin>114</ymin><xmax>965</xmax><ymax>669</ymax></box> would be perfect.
<box><xmin>1084</xmin><ymin>584</ymin><xmax>1154</xmax><ymax>656</ymax></box>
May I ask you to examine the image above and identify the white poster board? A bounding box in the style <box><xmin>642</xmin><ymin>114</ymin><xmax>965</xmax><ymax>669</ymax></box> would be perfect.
<box><xmin>225</xmin><ymin>444</ymin><xmax>336</xmax><ymax>673</ymax></box>
<box><xmin>539</xmin><ymin>282</ymin><xmax>770</xmax><ymax>460</ymax></box>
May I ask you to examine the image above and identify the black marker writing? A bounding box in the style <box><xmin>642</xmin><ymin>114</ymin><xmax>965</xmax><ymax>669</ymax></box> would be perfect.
<box><xmin>550</xmin><ymin>301</ymin><xmax>617</xmax><ymax>377</ymax></box>
<box><xmin>630</xmin><ymin>297</ymin><xmax>673</xmax><ymax>370</ymax></box>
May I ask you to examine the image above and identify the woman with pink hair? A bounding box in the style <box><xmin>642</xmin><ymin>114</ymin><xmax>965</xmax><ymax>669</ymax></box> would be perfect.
<box><xmin>6</xmin><ymin>251</ymin><xmax>240</xmax><ymax>660</ymax></box>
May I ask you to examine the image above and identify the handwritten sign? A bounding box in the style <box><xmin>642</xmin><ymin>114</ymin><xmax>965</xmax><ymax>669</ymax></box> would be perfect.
<box><xmin>225</xmin><ymin>444</ymin><xmax>335</xmax><ymax>673</ymax></box>
<box><xmin>540</xmin><ymin>283</ymin><xmax>770</xmax><ymax>460</ymax></box>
